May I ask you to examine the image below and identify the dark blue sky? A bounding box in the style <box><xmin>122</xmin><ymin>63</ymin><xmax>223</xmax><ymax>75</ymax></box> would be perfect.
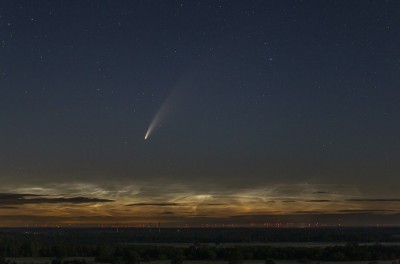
<box><xmin>0</xmin><ymin>1</ymin><xmax>400</xmax><ymax>226</ymax></box>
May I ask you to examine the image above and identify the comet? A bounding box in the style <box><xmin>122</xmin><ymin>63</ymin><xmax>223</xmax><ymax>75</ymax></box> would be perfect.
<box><xmin>144</xmin><ymin>94</ymin><xmax>173</xmax><ymax>140</ymax></box>
<box><xmin>144</xmin><ymin>74</ymin><xmax>193</xmax><ymax>140</ymax></box>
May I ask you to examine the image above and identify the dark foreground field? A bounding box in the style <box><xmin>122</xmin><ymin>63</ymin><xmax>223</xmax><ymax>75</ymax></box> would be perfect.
<box><xmin>1</xmin><ymin>228</ymin><xmax>400</xmax><ymax>263</ymax></box>
<box><xmin>4</xmin><ymin>259</ymin><xmax>398</xmax><ymax>264</ymax></box>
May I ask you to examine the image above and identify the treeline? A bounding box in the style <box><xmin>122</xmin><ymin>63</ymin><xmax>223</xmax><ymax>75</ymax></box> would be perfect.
<box><xmin>92</xmin><ymin>244</ymin><xmax>400</xmax><ymax>262</ymax></box>
<box><xmin>1</xmin><ymin>241</ymin><xmax>400</xmax><ymax>261</ymax></box>
<box><xmin>2</xmin><ymin>227</ymin><xmax>400</xmax><ymax>243</ymax></box>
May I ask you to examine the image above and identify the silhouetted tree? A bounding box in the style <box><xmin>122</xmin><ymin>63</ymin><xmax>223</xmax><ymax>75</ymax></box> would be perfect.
<box><xmin>51</xmin><ymin>259</ymin><xmax>62</xmax><ymax>264</ymax></box>
<box><xmin>170</xmin><ymin>252</ymin><xmax>184</xmax><ymax>264</ymax></box>
<box><xmin>229</xmin><ymin>248</ymin><xmax>244</xmax><ymax>264</ymax></box>
<box><xmin>265</xmin><ymin>259</ymin><xmax>276</xmax><ymax>264</ymax></box>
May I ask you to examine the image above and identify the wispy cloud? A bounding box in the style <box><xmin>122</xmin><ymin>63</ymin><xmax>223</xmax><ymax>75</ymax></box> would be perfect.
<box><xmin>126</xmin><ymin>203</ymin><xmax>186</xmax><ymax>207</ymax></box>
<box><xmin>0</xmin><ymin>193</ymin><xmax>113</xmax><ymax>205</ymax></box>
<box><xmin>0</xmin><ymin>206</ymin><xmax>18</xmax><ymax>209</ymax></box>
<box><xmin>346</xmin><ymin>199</ymin><xmax>400</xmax><ymax>202</ymax></box>
<box><xmin>337</xmin><ymin>209</ymin><xmax>396</xmax><ymax>213</ymax></box>
<box><xmin>306</xmin><ymin>199</ymin><xmax>332</xmax><ymax>203</ymax></box>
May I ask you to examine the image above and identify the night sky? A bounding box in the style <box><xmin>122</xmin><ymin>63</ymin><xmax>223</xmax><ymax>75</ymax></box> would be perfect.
<box><xmin>1</xmin><ymin>0</ymin><xmax>400</xmax><ymax>227</ymax></box>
